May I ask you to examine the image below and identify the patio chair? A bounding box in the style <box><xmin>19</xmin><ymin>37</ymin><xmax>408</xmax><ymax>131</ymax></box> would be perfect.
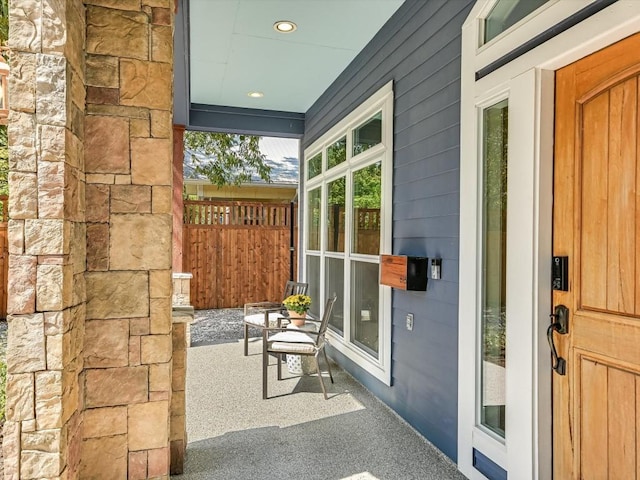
<box><xmin>243</xmin><ymin>281</ymin><xmax>308</xmax><ymax>356</ymax></box>
<box><xmin>262</xmin><ymin>295</ymin><xmax>337</xmax><ymax>400</ymax></box>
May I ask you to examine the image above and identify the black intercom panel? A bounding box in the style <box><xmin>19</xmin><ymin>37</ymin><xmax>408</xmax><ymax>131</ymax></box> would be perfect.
<box><xmin>552</xmin><ymin>256</ymin><xmax>569</xmax><ymax>291</ymax></box>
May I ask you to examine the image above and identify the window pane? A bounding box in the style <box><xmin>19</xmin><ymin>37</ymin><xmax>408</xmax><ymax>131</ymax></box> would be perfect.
<box><xmin>352</xmin><ymin>162</ymin><xmax>381</xmax><ymax>255</ymax></box>
<box><xmin>480</xmin><ymin>99</ymin><xmax>508</xmax><ymax>438</ymax></box>
<box><xmin>484</xmin><ymin>0</ymin><xmax>549</xmax><ymax>44</ymax></box>
<box><xmin>350</xmin><ymin>261</ymin><xmax>379</xmax><ymax>357</ymax></box>
<box><xmin>307</xmin><ymin>187</ymin><xmax>321</xmax><ymax>250</ymax></box>
<box><xmin>325</xmin><ymin>257</ymin><xmax>344</xmax><ymax>334</ymax></box>
<box><xmin>308</xmin><ymin>152</ymin><xmax>322</xmax><ymax>180</ymax></box>
<box><xmin>326</xmin><ymin>177</ymin><xmax>345</xmax><ymax>252</ymax></box>
<box><xmin>327</xmin><ymin>136</ymin><xmax>347</xmax><ymax>169</ymax></box>
<box><xmin>306</xmin><ymin>255</ymin><xmax>321</xmax><ymax>318</ymax></box>
<box><xmin>353</xmin><ymin>111</ymin><xmax>382</xmax><ymax>156</ymax></box>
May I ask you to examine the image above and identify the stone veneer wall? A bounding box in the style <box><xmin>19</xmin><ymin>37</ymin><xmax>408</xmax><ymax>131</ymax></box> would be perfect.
<box><xmin>82</xmin><ymin>0</ymin><xmax>175</xmax><ymax>477</ymax></box>
<box><xmin>170</xmin><ymin>273</ymin><xmax>192</xmax><ymax>475</ymax></box>
<box><xmin>6</xmin><ymin>0</ymin><xmax>175</xmax><ymax>479</ymax></box>
<box><xmin>6</xmin><ymin>0</ymin><xmax>87</xmax><ymax>478</ymax></box>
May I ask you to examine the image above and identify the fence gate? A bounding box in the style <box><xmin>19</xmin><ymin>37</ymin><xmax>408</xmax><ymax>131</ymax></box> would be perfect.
<box><xmin>183</xmin><ymin>200</ymin><xmax>297</xmax><ymax>309</ymax></box>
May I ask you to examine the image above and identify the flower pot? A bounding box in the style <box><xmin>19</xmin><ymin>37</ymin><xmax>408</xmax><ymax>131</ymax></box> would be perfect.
<box><xmin>287</xmin><ymin>310</ymin><xmax>306</xmax><ymax>326</ymax></box>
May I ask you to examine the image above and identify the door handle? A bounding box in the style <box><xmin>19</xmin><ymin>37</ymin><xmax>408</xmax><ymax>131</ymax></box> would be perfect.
<box><xmin>547</xmin><ymin>305</ymin><xmax>569</xmax><ymax>375</ymax></box>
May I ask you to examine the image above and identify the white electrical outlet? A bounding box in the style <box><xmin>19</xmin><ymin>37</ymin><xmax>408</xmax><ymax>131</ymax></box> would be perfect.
<box><xmin>406</xmin><ymin>313</ymin><xmax>414</xmax><ymax>331</ymax></box>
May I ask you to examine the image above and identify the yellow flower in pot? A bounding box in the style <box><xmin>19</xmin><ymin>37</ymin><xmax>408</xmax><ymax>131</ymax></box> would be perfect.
<box><xmin>283</xmin><ymin>294</ymin><xmax>312</xmax><ymax>326</ymax></box>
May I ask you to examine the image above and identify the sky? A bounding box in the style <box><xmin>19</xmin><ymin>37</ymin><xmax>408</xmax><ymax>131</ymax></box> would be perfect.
<box><xmin>184</xmin><ymin>135</ymin><xmax>301</xmax><ymax>184</ymax></box>
<box><xmin>259</xmin><ymin>137</ymin><xmax>299</xmax><ymax>162</ymax></box>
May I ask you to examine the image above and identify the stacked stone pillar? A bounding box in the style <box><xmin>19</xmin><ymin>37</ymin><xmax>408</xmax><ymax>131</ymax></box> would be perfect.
<box><xmin>6</xmin><ymin>0</ymin><xmax>87</xmax><ymax>478</ymax></box>
<box><xmin>6</xmin><ymin>0</ymin><xmax>175</xmax><ymax>478</ymax></box>
<box><xmin>82</xmin><ymin>0</ymin><xmax>174</xmax><ymax>478</ymax></box>
<box><xmin>170</xmin><ymin>273</ymin><xmax>193</xmax><ymax>474</ymax></box>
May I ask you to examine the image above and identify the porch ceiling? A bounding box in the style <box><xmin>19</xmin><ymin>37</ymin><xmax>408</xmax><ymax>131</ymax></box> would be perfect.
<box><xmin>186</xmin><ymin>0</ymin><xmax>404</xmax><ymax>115</ymax></box>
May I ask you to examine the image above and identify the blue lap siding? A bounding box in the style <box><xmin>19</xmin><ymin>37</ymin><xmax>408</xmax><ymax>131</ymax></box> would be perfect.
<box><xmin>303</xmin><ymin>0</ymin><xmax>473</xmax><ymax>461</ymax></box>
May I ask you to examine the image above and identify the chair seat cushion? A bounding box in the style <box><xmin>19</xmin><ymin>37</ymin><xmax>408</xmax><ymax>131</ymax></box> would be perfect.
<box><xmin>268</xmin><ymin>331</ymin><xmax>316</xmax><ymax>354</ymax></box>
<box><xmin>244</xmin><ymin>311</ymin><xmax>284</xmax><ymax>327</ymax></box>
<box><xmin>270</xmin><ymin>342</ymin><xmax>316</xmax><ymax>354</ymax></box>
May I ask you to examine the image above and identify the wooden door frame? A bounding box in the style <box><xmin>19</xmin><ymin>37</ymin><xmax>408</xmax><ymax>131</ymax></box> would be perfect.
<box><xmin>459</xmin><ymin>2</ymin><xmax>640</xmax><ymax>479</ymax></box>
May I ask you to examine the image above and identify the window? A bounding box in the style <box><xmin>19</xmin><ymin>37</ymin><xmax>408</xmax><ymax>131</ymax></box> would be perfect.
<box><xmin>352</xmin><ymin>162</ymin><xmax>381</xmax><ymax>255</ymax></box>
<box><xmin>482</xmin><ymin>0</ymin><xmax>550</xmax><ymax>44</ymax></box>
<box><xmin>308</xmin><ymin>152</ymin><xmax>322</xmax><ymax>180</ymax></box>
<box><xmin>306</xmin><ymin>255</ymin><xmax>321</xmax><ymax>317</ymax></box>
<box><xmin>303</xmin><ymin>82</ymin><xmax>393</xmax><ymax>384</ymax></box>
<box><xmin>325</xmin><ymin>257</ymin><xmax>344</xmax><ymax>332</ymax></box>
<box><xmin>353</xmin><ymin>111</ymin><xmax>382</xmax><ymax>156</ymax></box>
<box><xmin>327</xmin><ymin>136</ymin><xmax>347</xmax><ymax>169</ymax></box>
<box><xmin>326</xmin><ymin>177</ymin><xmax>346</xmax><ymax>252</ymax></box>
<box><xmin>479</xmin><ymin>99</ymin><xmax>508</xmax><ymax>438</ymax></box>
<box><xmin>351</xmin><ymin>260</ymin><xmax>380</xmax><ymax>357</ymax></box>
<box><xmin>307</xmin><ymin>187</ymin><xmax>321</xmax><ymax>251</ymax></box>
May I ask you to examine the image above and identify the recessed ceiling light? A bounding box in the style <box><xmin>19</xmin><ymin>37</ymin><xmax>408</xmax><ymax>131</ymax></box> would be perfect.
<box><xmin>247</xmin><ymin>91</ymin><xmax>264</xmax><ymax>98</ymax></box>
<box><xmin>274</xmin><ymin>20</ymin><xmax>297</xmax><ymax>33</ymax></box>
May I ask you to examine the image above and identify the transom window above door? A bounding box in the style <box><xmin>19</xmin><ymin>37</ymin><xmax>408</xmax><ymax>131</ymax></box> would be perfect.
<box><xmin>481</xmin><ymin>0</ymin><xmax>550</xmax><ymax>45</ymax></box>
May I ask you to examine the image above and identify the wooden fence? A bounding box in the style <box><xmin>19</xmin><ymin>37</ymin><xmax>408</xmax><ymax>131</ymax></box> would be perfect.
<box><xmin>183</xmin><ymin>200</ymin><xmax>297</xmax><ymax>309</ymax></box>
<box><xmin>326</xmin><ymin>206</ymin><xmax>381</xmax><ymax>254</ymax></box>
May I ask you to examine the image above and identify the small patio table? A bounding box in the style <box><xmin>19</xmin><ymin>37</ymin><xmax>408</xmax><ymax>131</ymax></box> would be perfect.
<box><xmin>285</xmin><ymin>320</ymin><xmax>318</xmax><ymax>375</ymax></box>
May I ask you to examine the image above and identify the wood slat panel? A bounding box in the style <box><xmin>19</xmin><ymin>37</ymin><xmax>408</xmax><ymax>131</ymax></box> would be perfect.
<box><xmin>607</xmin><ymin>78</ymin><xmax>637</xmax><ymax>315</ymax></box>
<box><xmin>573</xmin><ymin>313</ymin><xmax>640</xmax><ymax>366</ymax></box>
<box><xmin>581</xmin><ymin>93</ymin><xmax>610</xmax><ymax>311</ymax></box>
<box><xmin>581</xmin><ymin>358</ymin><xmax>609</xmax><ymax>479</ymax></box>
<box><xmin>183</xmin><ymin>201</ymin><xmax>296</xmax><ymax>309</ymax></box>
<box><xmin>608</xmin><ymin>366</ymin><xmax>636</xmax><ymax>479</ymax></box>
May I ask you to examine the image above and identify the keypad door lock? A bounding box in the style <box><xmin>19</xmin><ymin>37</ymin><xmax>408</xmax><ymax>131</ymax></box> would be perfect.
<box><xmin>552</xmin><ymin>256</ymin><xmax>569</xmax><ymax>291</ymax></box>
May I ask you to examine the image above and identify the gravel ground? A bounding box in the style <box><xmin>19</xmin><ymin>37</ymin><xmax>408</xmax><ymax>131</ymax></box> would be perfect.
<box><xmin>190</xmin><ymin>308</ymin><xmax>247</xmax><ymax>346</ymax></box>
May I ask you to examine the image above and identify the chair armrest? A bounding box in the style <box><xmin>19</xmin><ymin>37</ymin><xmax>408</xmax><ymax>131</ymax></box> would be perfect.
<box><xmin>263</xmin><ymin>327</ymin><xmax>321</xmax><ymax>339</ymax></box>
<box><xmin>244</xmin><ymin>301</ymin><xmax>283</xmax><ymax>316</ymax></box>
<box><xmin>262</xmin><ymin>326</ymin><xmax>290</xmax><ymax>337</ymax></box>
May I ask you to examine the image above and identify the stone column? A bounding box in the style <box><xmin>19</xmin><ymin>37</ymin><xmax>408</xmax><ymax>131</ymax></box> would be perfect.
<box><xmin>7</xmin><ymin>1</ymin><xmax>174</xmax><ymax>477</ymax></box>
<box><xmin>82</xmin><ymin>1</ymin><xmax>175</xmax><ymax>479</ymax></box>
<box><xmin>170</xmin><ymin>273</ymin><xmax>192</xmax><ymax>474</ymax></box>
<box><xmin>172</xmin><ymin>124</ymin><xmax>185</xmax><ymax>272</ymax></box>
<box><xmin>6</xmin><ymin>1</ymin><xmax>87</xmax><ymax>478</ymax></box>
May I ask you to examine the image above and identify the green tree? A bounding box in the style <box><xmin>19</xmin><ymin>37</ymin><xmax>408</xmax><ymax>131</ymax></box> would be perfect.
<box><xmin>0</xmin><ymin>0</ymin><xmax>7</xmax><ymax>51</ymax></box>
<box><xmin>184</xmin><ymin>131</ymin><xmax>271</xmax><ymax>187</ymax></box>
<box><xmin>326</xmin><ymin>163</ymin><xmax>381</xmax><ymax>209</ymax></box>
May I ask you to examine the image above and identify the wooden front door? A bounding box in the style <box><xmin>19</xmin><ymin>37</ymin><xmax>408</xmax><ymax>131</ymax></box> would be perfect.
<box><xmin>553</xmin><ymin>32</ymin><xmax>640</xmax><ymax>479</ymax></box>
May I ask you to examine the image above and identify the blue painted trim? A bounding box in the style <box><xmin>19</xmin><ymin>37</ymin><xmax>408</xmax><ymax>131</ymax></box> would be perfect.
<box><xmin>476</xmin><ymin>0</ymin><xmax>618</xmax><ymax>80</ymax></box>
<box><xmin>189</xmin><ymin>104</ymin><xmax>305</xmax><ymax>138</ymax></box>
<box><xmin>173</xmin><ymin>0</ymin><xmax>190</xmax><ymax>125</ymax></box>
<box><xmin>473</xmin><ymin>449</ymin><xmax>507</xmax><ymax>480</ymax></box>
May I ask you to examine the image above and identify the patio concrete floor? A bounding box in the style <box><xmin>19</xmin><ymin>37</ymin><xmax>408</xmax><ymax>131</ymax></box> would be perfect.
<box><xmin>174</xmin><ymin>337</ymin><xmax>467</xmax><ymax>480</ymax></box>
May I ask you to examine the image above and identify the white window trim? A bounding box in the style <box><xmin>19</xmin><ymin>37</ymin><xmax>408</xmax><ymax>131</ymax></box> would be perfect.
<box><xmin>459</xmin><ymin>2</ymin><xmax>640</xmax><ymax>480</ymax></box>
<box><xmin>304</xmin><ymin>81</ymin><xmax>394</xmax><ymax>385</ymax></box>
